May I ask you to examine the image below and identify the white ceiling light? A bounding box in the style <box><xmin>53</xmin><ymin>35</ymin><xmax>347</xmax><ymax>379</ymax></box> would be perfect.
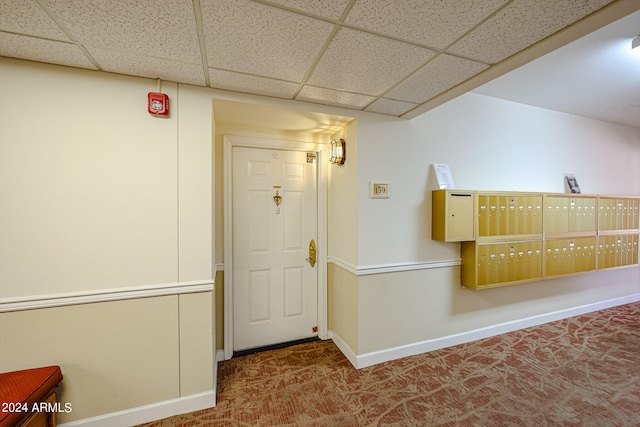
<box><xmin>633</xmin><ymin>35</ymin><xmax>640</xmax><ymax>49</ymax></box>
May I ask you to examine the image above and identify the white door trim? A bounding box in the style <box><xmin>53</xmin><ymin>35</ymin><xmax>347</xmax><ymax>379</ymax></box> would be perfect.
<box><xmin>223</xmin><ymin>135</ymin><xmax>328</xmax><ymax>360</ymax></box>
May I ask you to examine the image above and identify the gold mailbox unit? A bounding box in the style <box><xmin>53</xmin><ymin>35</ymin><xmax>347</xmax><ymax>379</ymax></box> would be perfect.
<box><xmin>432</xmin><ymin>190</ymin><xmax>639</xmax><ymax>290</ymax></box>
<box><xmin>431</xmin><ymin>190</ymin><xmax>475</xmax><ymax>242</ymax></box>
<box><xmin>543</xmin><ymin>194</ymin><xmax>597</xmax><ymax>280</ymax></box>
<box><xmin>597</xmin><ymin>196</ymin><xmax>639</xmax><ymax>270</ymax></box>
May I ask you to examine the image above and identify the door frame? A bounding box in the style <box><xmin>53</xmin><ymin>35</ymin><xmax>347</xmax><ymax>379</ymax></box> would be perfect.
<box><xmin>223</xmin><ymin>135</ymin><xmax>328</xmax><ymax>360</ymax></box>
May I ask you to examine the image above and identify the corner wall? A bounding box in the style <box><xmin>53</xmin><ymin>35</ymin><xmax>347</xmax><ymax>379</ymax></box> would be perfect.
<box><xmin>204</xmin><ymin>87</ymin><xmax>640</xmax><ymax>369</ymax></box>
<box><xmin>0</xmin><ymin>58</ymin><xmax>215</xmax><ymax>424</ymax></box>
<box><xmin>0</xmin><ymin>293</ymin><xmax>214</xmax><ymax>422</ymax></box>
<box><xmin>211</xmin><ymin>98</ymin><xmax>357</xmax><ymax>353</ymax></box>
<box><xmin>346</xmin><ymin>92</ymin><xmax>640</xmax><ymax>364</ymax></box>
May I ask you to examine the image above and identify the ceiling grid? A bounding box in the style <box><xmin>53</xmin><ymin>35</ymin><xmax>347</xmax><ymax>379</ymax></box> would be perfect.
<box><xmin>0</xmin><ymin>0</ymin><xmax>635</xmax><ymax>121</ymax></box>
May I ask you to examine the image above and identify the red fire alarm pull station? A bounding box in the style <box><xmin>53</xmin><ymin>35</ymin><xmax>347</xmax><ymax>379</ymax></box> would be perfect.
<box><xmin>148</xmin><ymin>92</ymin><xmax>169</xmax><ymax>116</ymax></box>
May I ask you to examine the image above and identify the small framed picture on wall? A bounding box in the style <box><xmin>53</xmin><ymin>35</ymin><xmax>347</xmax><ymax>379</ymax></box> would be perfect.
<box><xmin>565</xmin><ymin>174</ymin><xmax>581</xmax><ymax>194</ymax></box>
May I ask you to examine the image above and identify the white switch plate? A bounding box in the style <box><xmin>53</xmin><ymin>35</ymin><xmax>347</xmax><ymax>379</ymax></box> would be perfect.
<box><xmin>369</xmin><ymin>182</ymin><xmax>389</xmax><ymax>199</ymax></box>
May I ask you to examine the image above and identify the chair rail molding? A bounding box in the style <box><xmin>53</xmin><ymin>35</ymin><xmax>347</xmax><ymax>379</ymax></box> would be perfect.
<box><xmin>0</xmin><ymin>280</ymin><xmax>215</xmax><ymax>312</ymax></box>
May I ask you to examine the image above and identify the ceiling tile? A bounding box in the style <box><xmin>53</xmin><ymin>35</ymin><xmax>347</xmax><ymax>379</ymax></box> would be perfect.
<box><xmin>0</xmin><ymin>0</ymin><xmax>629</xmax><ymax>122</ymax></box>
<box><xmin>88</xmin><ymin>48</ymin><xmax>206</xmax><ymax>86</ymax></box>
<box><xmin>265</xmin><ymin>0</ymin><xmax>352</xmax><ymax>20</ymax></box>
<box><xmin>307</xmin><ymin>27</ymin><xmax>434</xmax><ymax>96</ymax></box>
<box><xmin>448</xmin><ymin>0</ymin><xmax>616</xmax><ymax>64</ymax></box>
<box><xmin>209</xmin><ymin>69</ymin><xmax>299</xmax><ymax>99</ymax></box>
<box><xmin>296</xmin><ymin>85</ymin><xmax>375</xmax><ymax>109</ymax></box>
<box><xmin>0</xmin><ymin>0</ymin><xmax>69</xmax><ymax>40</ymax></box>
<box><xmin>365</xmin><ymin>98</ymin><xmax>418</xmax><ymax>116</ymax></box>
<box><xmin>201</xmin><ymin>0</ymin><xmax>335</xmax><ymax>82</ymax></box>
<box><xmin>386</xmin><ymin>54</ymin><xmax>488</xmax><ymax>104</ymax></box>
<box><xmin>345</xmin><ymin>0</ymin><xmax>509</xmax><ymax>49</ymax></box>
<box><xmin>44</xmin><ymin>0</ymin><xmax>202</xmax><ymax>63</ymax></box>
<box><xmin>0</xmin><ymin>33</ymin><xmax>96</xmax><ymax>69</ymax></box>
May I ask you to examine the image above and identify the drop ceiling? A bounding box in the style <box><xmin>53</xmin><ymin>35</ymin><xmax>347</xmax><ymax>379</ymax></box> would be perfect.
<box><xmin>0</xmin><ymin>0</ymin><xmax>638</xmax><ymax>122</ymax></box>
<box><xmin>474</xmin><ymin>8</ymin><xmax>640</xmax><ymax>128</ymax></box>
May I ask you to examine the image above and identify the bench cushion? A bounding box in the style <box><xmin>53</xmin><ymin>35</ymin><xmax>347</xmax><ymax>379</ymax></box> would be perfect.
<box><xmin>0</xmin><ymin>366</ymin><xmax>63</xmax><ymax>427</ymax></box>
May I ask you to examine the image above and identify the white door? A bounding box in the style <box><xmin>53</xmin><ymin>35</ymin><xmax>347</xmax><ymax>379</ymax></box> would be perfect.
<box><xmin>232</xmin><ymin>146</ymin><xmax>318</xmax><ymax>351</ymax></box>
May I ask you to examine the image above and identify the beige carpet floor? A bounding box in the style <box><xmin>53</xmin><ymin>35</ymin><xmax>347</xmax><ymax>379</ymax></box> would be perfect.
<box><xmin>139</xmin><ymin>302</ymin><xmax>640</xmax><ymax>426</ymax></box>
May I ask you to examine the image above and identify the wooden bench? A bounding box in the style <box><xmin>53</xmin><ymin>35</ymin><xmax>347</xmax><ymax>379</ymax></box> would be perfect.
<box><xmin>0</xmin><ymin>366</ymin><xmax>63</xmax><ymax>427</ymax></box>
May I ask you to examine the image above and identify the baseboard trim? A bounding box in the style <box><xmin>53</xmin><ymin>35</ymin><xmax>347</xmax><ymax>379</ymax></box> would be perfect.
<box><xmin>328</xmin><ymin>330</ymin><xmax>359</xmax><ymax>369</ymax></box>
<box><xmin>0</xmin><ymin>280</ymin><xmax>215</xmax><ymax>313</ymax></box>
<box><xmin>333</xmin><ymin>293</ymin><xmax>640</xmax><ymax>369</ymax></box>
<box><xmin>58</xmin><ymin>390</ymin><xmax>215</xmax><ymax>427</ymax></box>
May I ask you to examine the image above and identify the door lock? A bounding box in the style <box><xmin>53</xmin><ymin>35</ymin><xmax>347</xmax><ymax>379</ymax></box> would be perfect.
<box><xmin>306</xmin><ymin>239</ymin><xmax>316</xmax><ymax>267</ymax></box>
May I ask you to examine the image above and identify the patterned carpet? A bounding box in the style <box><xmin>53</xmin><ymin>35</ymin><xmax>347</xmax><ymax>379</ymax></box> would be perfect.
<box><xmin>139</xmin><ymin>302</ymin><xmax>640</xmax><ymax>426</ymax></box>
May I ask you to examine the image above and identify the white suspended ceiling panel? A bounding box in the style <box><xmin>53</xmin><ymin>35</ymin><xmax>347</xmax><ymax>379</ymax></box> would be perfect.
<box><xmin>0</xmin><ymin>0</ymin><xmax>636</xmax><ymax>121</ymax></box>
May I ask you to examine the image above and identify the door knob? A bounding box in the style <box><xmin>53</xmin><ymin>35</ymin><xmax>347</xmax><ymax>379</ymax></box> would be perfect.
<box><xmin>306</xmin><ymin>239</ymin><xmax>316</xmax><ymax>267</ymax></box>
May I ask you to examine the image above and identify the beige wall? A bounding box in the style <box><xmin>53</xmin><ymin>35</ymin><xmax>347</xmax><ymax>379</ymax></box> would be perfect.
<box><xmin>179</xmin><ymin>292</ymin><xmax>215</xmax><ymax>396</ymax></box>
<box><xmin>343</xmin><ymin>91</ymin><xmax>640</xmax><ymax>358</ymax></box>
<box><xmin>208</xmin><ymin>84</ymin><xmax>640</xmax><ymax>364</ymax></box>
<box><xmin>0</xmin><ymin>61</ymin><xmax>178</xmax><ymax>297</ymax></box>
<box><xmin>0</xmin><ymin>58</ymin><xmax>215</xmax><ymax>423</ymax></box>
<box><xmin>328</xmin><ymin>120</ymin><xmax>359</xmax><ymax>267</ymax></box>
<box><xmin>215</xmin><ymin>270</ymin><xmax>225</xmax><ymax>350</ymax></box>
<box><xmin>4</xmin><ymin>52</ymin><xmax>640</xmax><ymax>424</ymax></box>
<box><xmin>0</xmin><ymin>58</ymin><xmax>213</xmax><ymax>298</ymax></box>
<box><xmin>211</xmin><ymin>98</ymin><xmax>356</xmax><ymax>350</ymax></box>
<box><xmin>178</xmin><ymin>85</ymin><xmax>215</xmax><ymax>283</ymax></box>
<box><xmin>356</xmin><ymin>267</ymin><xmax>640</xmax><ymax>354</ymax></box>
<box><xmin>327</xmin><ymin>263</ymin><xmax>358</xmax><ymax>353</ymax></box>
<box><xmin>0</xmin><ymin>293</ymin><xmax>213</xmax><ymax>423</ymax></box>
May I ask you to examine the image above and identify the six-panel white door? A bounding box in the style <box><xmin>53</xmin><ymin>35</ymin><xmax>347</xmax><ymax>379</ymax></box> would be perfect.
<box><xmin>232</xmin><ymin>146</ymin><xmax>318</xmax><ymax>351</ymax></box>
